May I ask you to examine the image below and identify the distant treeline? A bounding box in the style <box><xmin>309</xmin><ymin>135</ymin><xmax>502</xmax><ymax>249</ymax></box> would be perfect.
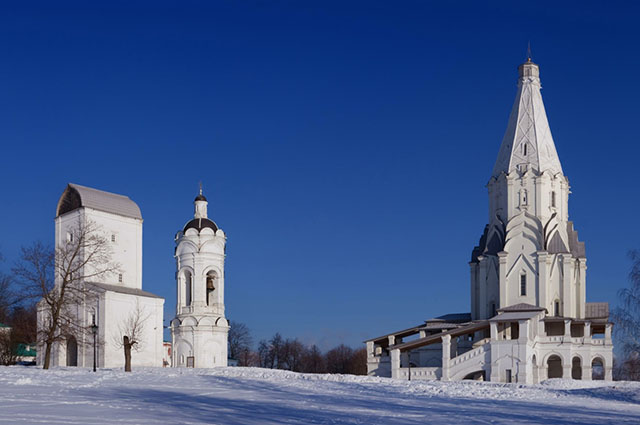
<box><xmin>228</xmin><ymin>322</ymin><xmax>366</xmax><ymax>375</ymax></box>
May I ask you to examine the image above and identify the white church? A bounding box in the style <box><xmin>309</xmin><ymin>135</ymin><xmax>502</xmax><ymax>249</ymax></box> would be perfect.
<box><xmin>366</xmin><ymin>57</ymin><xmax>614</xmax><ymax>383</ymax></box>
<box><xmin>37</xmin><ymin>184</ymin><xmax>165</xmax><ymax>368</ymax></box>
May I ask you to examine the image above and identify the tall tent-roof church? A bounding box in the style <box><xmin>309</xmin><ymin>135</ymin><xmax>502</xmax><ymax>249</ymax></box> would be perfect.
<box><xmin>365</xmin><ymin>57</ymin><xmax>614</xmax><ymax>383</ymax></box>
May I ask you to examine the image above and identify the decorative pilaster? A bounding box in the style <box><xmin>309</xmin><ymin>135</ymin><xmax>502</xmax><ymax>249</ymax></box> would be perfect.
<box><xmin>536</xmin><ymin>251</ymin><xmax>548</xmax><ymax>309</ymax></box>
<box><xmin>498</xmin><ymin>251</ymin><xmax>508</xmax><ymax>309</ymax></box>
<box><xmin>391</xmin><ymin>349</ymin><xmax>401</xmax><ymax>379</ymax></box>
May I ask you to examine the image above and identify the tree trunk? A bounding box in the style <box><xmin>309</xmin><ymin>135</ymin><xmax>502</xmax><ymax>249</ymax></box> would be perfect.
<box><xmin>123</xmin><ymin>336</ymin><xmax>132</xmax><ymax>372</ymax></box>
<box><xmin>43</xmin><ymin>342</ymin><xmax>52</xmax><ymax>370</ymax></box>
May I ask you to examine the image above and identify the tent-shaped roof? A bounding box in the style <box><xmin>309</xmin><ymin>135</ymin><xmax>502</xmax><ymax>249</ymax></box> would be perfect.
<box><xmin>492</xmin><ymin>59</ymin><xmax>563</xmax><ymax>178</ymax></box>
<box><xmin>56</xmin><ymin>183</ymin><xmax>142</xmax><ymax>220</ymax></box>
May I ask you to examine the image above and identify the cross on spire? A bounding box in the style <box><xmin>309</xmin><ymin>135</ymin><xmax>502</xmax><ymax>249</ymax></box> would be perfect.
<box><xmin>199</xmin><ymin>181</ymin><xmax>203</xmax><ymax>196</ymax></box>
<box><xmin>527</xmin><ymin>41</ymin><xmax>532</xmax><ymax>61</ymax></box>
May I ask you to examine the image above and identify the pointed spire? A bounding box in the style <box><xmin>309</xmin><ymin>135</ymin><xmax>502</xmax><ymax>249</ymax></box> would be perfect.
<box><xmin>491</xmin><ymin>58</ymin><xmax>563</xmax><ymax>177</ymax></box>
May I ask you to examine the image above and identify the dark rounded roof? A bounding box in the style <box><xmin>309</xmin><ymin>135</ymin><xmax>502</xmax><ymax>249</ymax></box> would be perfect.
<box><xmin>183</xmin><ymin>217</ymin><xmax>218</xmax><ymax>233</ymax></box>
<box><xmin>194</xmin><ymin>194</ymin><xmax>208</xmax><ymax>202</ymax></box>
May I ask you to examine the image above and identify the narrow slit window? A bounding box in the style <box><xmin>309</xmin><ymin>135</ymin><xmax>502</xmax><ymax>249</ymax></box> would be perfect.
<box><xmin>111</xmin><ymin>234</ymin><xmax>116</xmax><ymax>242</ymax></box>
<box><xmin>551</xmin><ymin>191</ymin><xmax>556</xmax><ymax>208</ymax></box>
<box><xmin>520</xmin><ymin>274</ymin><xmax>526</xmax><ymax>296</ymax></box>
<box><xmin>522</xmin><ymin>143</ymin><xmax>527</xmax><ymax>156</ymax></box>
<box><xmin>118</xmin><ymin>273</ymin><xmax>123</xmax><ymax>283</ymax></box>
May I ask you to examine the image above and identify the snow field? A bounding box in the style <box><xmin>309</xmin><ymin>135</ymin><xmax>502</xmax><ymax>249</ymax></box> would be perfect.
<box><xmin>1</xmin><ymin>366</ymin><xmax>639</xmax><ymax>424</ymax></box>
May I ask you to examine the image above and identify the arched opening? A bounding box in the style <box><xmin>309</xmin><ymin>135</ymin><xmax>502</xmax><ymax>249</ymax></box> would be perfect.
<box><xmin>463</xmin><ymin>370</ymin><xmax>485</xmax><ymax>381</ymax></box>
<box><xmin>532</xmin><ymin>355</ymin><xmax>539</xmax><ymax>384</ymax></box>
<box><xmin>206</xmin><ymin>271</ymin><xmax>217</xmax><ymax>306</ymax></box>
<box><xmin>183</xmin><ymin>270</ymin><xmax>193</xmax><ymax>306</ymax></box>
<box><xmin>592</xmin><ymin>357</ymin><xmax>605</xmax><ymax>380</ymax></box>
<box><xmin>66</xmin><ymin>336</ymin><xmax>78</xmax><ymax>367</ymax></box>
<box><xmin>572</xmin><ymin>357</ymin><xmax>582</xmax><ymax>380</ymax></box>
<box><xmin>547</xmin><ymin>355</ymin><xmax>562</xmax><ymax>379</ymax></box>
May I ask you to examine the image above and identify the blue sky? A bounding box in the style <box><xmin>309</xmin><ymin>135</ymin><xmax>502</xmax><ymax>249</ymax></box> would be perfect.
<box><xmin>1</xmin><ymin>1</ymin><xmax>639</xmax><ymax>349</ymax></box>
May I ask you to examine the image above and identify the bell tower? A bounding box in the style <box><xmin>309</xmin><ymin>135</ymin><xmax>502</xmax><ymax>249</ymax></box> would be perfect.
<box><xmin>170</xmin><ymin>186</ymin><xmax>229</xmax><ymax>368</ymax></box>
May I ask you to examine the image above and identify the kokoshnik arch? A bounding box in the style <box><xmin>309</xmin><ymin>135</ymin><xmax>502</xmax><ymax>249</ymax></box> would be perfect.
<box><xmin>365</xmin><ymin>57</ymin><xmax>614</xmax><ymax>383</ymax></box>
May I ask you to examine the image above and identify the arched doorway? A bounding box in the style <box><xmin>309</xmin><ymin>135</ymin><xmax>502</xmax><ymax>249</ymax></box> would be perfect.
<box><xmin>547</xmin><ymin>355</ymin><xmax>562</xmax><ymax>379</ymax></box>
<box><xmin>571</xmin><ymin>357</ymin><xmax>582</xmax><ymax>380</ymax></box>
<box><xmin>592</xmin><ymin>357</ymin><xmax>604</xmax><ymax>380</ymax></box>
<box><xmin>532</xmin><ymin>355</ymin><xmax>539</xmax><ymax>384</ymax></box>
<box><xmin>66</xmin><ymin>336</ymin><xmax>78</xmax><ymax>367</ymax></box>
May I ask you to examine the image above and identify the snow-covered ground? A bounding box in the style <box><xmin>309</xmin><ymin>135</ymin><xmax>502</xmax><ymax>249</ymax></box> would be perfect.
<box><xmin>1</xmin><ymin>366</ymin><xmax>639</xmax><ymax>424</ymax></box>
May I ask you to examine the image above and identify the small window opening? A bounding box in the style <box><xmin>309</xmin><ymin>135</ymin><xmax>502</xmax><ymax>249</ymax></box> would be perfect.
<box><xmin>554</xmin><ymin>300</ymin><xmax>560</xmax><ymax>317</ymax></box>
<box><xmin>522</xmin><ymin>143</ymin><xmax>527</xmax><ymax>156</ymax></box>
<box><xmin>490</xmin><ymin>302</ymin><xmax>497</xmax><ymax>317</ymax></box>
<box><xmin>551</xmin><ymin>191</ymin><xmax>556</xmax><ymax>208</ymax></box>
<box><xmin>118</xmin><ymin>273</ymin><xmax>123</xmax><ymax>283</ymax></box>
<box><xmin>520</xmin><ymin>189</ymin><xmax>528</xmax><ymax>206</ymax></box>
<box><xmin>67</xmin><ymin>232</ymin><xmax>73</xmax><ymax>243</ymax></box>
<box><xmin>520</xmin><ymin>274</ymin><xmax>527</xmax><ymax>296</ymax></box>
<box><xmin>111</xmin><ymin>234</ymin><xmax>116</xmax><ymax>242</ymax></box>
<box><xmin>506</xmin><ymin>369</ymin><xmax>513</xmax><ymax>383</ymax></box>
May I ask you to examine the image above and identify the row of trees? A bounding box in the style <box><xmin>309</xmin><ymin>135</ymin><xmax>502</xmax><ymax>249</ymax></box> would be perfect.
<box><xmin>229</xmin><ymin>323</ymin><xmax>366</xmax><ymax>375</ymax></box>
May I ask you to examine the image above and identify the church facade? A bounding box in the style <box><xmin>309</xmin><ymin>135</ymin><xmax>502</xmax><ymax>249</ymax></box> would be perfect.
<box><xmin>37</xmin><ymin>184</ymin><xmax>165</xmax><ymax>368</ymax></box>
<box><xmin>365</xmin><ymin>58</ymin><xmax>613</xmax><ymax>383</ymax></box>
<box><xmin>170</xmin><ymin>189</ymin><xmax>229</xmax><ymax>368</ymax></box>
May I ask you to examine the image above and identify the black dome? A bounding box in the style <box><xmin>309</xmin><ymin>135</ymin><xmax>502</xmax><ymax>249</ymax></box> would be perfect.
<box><xmin>194</xmin><ymin>194</ymin><xmax>208</xmax><ymax>202</ymax></box>
<box><xmin>183</xmin><ymin>218</ymin><xmax>218</xmax><ymax>233</ymax></box>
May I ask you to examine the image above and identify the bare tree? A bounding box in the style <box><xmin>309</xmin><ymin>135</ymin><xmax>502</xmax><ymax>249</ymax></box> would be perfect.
<box><xmin>0</xmin><ymin>254</ymin><xmax>17</xmax><ymax>324</ymax></box>
<box><xmin>302</xmin><ymin>344</ymin><xmax>326</xmax><ymax>373</ymax></box>
<box><xmin>13</xmin><ymin>220</ymin><xmax>118</xmax><ymax>369</ymax></box>
<box><xmin>228</xmin><ymin>321</ymin><xmax>253</xmax><ymax>365</ymax></box>
<box><xmin>0</xmin><ymin>329</ymin><xmax>18</xmax><ymax>366</ymax></box>
<box><xmin>612</xmin><ymin>251</ymin><xmax>640</xmax><ymax>364</ymax></box>
<box><xmin>113</xmin><ymin>300</ymin><xmax>148</xmax><ymax>372</ymax></box>
<box><xmin>325</xmin><ymin>344</ymin><xmax>354</xmax><ymax>374</ymax></box>
<box><xmin>282</xmin><ymin>339</ymin><xmax>307</xmax><ymax>372</ymax></box>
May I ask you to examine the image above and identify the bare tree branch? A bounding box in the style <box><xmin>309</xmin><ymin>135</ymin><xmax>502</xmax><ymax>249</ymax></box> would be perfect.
<box><xmin>12</xmin><ymin>219</ymin><xmax>119</xmax><ymax>369</ymax></box>
<box><xmin>113</xmin><ymin>299</ymin><xmax>149</xmax><ymax>372</ymax></box>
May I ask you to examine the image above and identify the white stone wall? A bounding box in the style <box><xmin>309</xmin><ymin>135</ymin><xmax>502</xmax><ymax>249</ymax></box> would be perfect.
<box><xmin>55</xmin><ymin>208</ymin><xmax>143</xmax><ymax>290</ymax></box>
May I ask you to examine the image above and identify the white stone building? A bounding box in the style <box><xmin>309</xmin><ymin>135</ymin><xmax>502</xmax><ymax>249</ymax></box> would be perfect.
<box><xmin>170</xmin><ymin>189</ymin><xmax>229</xmax><ymax>368</ymax></box>
<box><xmin>36</xmin><ymin>184</ymin><xmax>165</xmax><ymax>368</ymax></box>
<box><xmin>366</xmin><ymin>58</ymin><xmax>613</xmax><ymax>383</ymax></box>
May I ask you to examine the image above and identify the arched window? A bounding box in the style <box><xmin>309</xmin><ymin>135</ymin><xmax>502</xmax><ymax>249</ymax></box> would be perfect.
<box><xmin>183</xmin><ymin>270</ymin><xmax>193</xmax><ymax>307</ymax></box>
<box><xmin>206</xmin><ymin>271</ymin><xmax>217</xmax><ymax>306</ymax></box>
<box><xmin>592</xmin><ymin>357</ymin><xmax>604</xmax><ymax>380</ymax></box>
